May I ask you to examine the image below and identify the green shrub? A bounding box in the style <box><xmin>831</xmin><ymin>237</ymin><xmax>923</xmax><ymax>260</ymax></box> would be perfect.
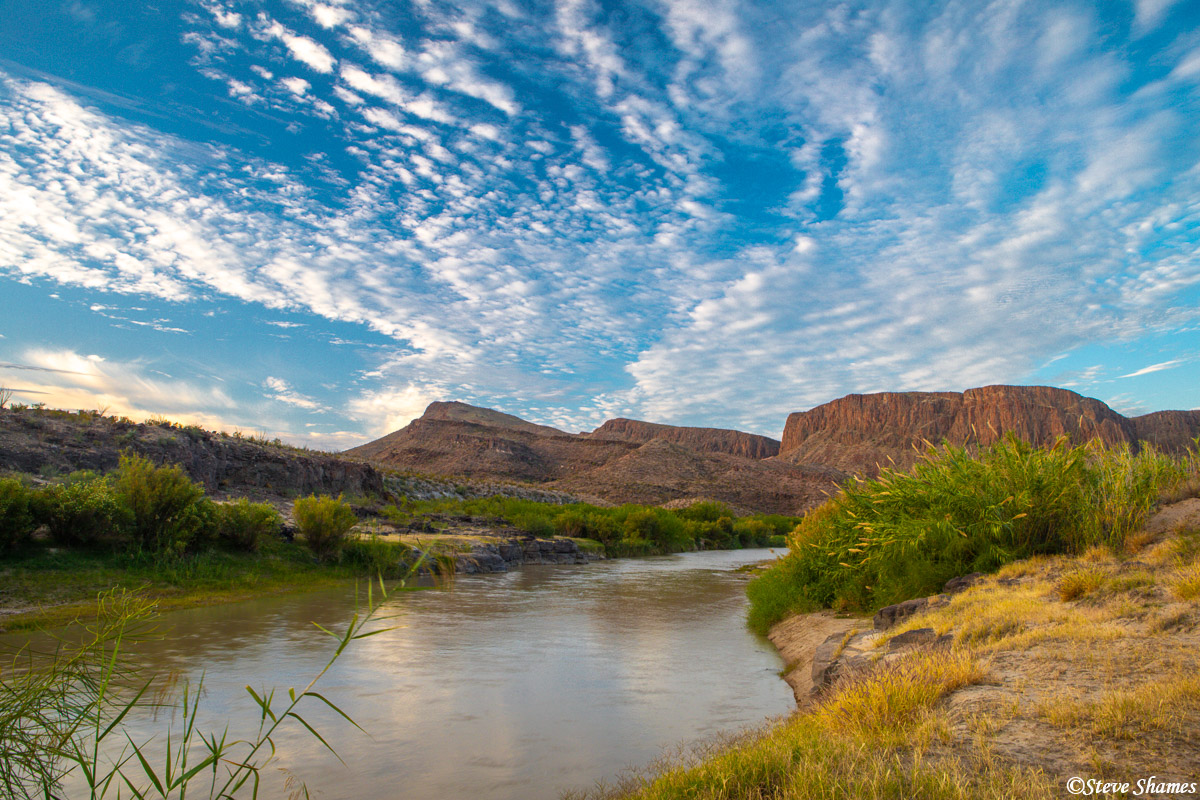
<box><xmin>217</xmin><ymin>499</ymin><xmax>282</xmax><ymax>552</ymax></box>
<box><xmin>42</xmin><ymin>476</ymin><xmax>133</xmax><ymax>549</ymax></box>
<box><xmin>112</xmin><ymin>453</ymin><xmax>215</xmax><ymax>555</ymax></box>
<box><xmin>624</xmin><ymin>508</ymin><xmax>689</xmax><ymax>551</ymax></box>
<box><xmin>294</xmin><ymin>494</ymin><xmax>357</xmax><ymax>561</ymax></box>
<box><xmin>511</xmin><ymin>511</ymin><xmax>554</xmax><ymax>537</ymax></box>
<box><xmin>733</xmin><ymin>517</ymin><xmax>773</xmax><ymax>547</ymax></box>
<box><xmin>0</xmin><ymin>478</ymin><xmax>38</xmax><ymax>554</ymax></box>
<box><xmin>677</xmin><ymin>500</ymin><xmax>735</xmax><ymax>522</ymax></box>
<box><xmin>553</xmin><ymin>509</ymin><xmax>589</xmax><ymax>537</ymax></box>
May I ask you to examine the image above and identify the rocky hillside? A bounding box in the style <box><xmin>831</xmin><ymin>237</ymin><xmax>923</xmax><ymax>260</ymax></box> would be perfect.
<box><xmin>0</xmin><ymin>407</ymin><xmax>579</xmax><ymax>506</ymax></box>
<box><xmin>778</xmin><ymin>385</ymin><xmax>1200</xmax><ymax>475</ymax></box>
<box><xmin>346</xmin><ymin>402</ymin><xmax>839</xmax><ymax>514</ymax></box>
<box><xmin>587</xmin><ymin>418</ymin><xmax>780</xmax><ymax>459</ymax></box>
<box><xmin>0</xmin><ymin>408</ymin><xmax>388</xmax><ymax>498</ymax></box>
<box><xmin>549</xmin><ymin>439</ymin><xmax>840</xmax><ymax>512</ymax></box>
<box><xmin>345</xmin><ymin>416</ymin><xmax>635</xmax><ymax>483</ymax></box>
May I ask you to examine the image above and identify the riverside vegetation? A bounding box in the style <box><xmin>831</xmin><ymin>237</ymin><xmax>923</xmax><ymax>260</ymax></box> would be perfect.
<box><xmin>0</xmin><ymin>449</ymin><xmax>794</xmax><ymax>632</ymax></box>
<box><xmin>574</xmin><ymin>435</ymin><xmax>1200</xmax><ymax>800</ymax></box>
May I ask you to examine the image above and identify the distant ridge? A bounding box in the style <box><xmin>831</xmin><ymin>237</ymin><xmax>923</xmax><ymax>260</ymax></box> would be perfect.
<box><xmin>587</xmin><ymin>418</ymin><xmax>780</xmax><ymax>459</ymax></box>
<box><xmin>344</xmin><ymin>387</ymin><xmax>1200</xmax><ymax>514</ymax></box>
<box><xmin>344</xmin><ymin>401</ymin><xmax>830</xmax><ymax>514</ymax></box>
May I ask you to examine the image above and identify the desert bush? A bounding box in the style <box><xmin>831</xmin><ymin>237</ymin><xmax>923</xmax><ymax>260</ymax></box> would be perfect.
<box><xmin>553</xmin><ymin>509</ymin><xmax>590</xmax><ymax>537</ymax></box>
<box><xmin>0</xmin><ymin>478</ymin><xmax>38</xmax><ymax>554</ymax></box>
<box><xmin>294</xmin><ymin>494</ymin><xmax>357</xmax><ymax>561</ymax></box>
<box><xmin>217</xmin><ymin>499</ymin><xmax>283</xmax><ymax>552</ymax></box>
<box><xmin>677</xmin><ymin>501</ymin><xmax>735</xmax><ymax>523</ymax></box>
<box><xmin>623</xmin><ymin>508</ymin><xmax>689</xmax><ymax>551</ymax></box>
<box><xmin>733</xmin><ymin>517</ymin><xmax>773</xmax><ymax>547</ymax></box>
<box><xmin>41</xmin><ymin>475</ymin><xmax>133</xmax><ymax>550</ymax></box>
<box><xmin>511</xmin><ymin>510</ymin><xmax>555</xmax><ymax>537</ymax></box>
<box><xmin>112</xmin><ymin>453</ymin><xmax>215</xmax><ymax>554</ymax></box>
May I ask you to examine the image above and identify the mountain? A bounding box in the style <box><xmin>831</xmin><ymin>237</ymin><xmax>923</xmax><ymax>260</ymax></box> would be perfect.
<box><xmin>345</xmin><ymin>403</ymin><xmax>835</xmax><ymax>514</ymax></box>
<box><xmin>345</xmin><ymin>387</ymin><xmax>1199</xmax><ymax>514</ymax></box>
<box><xmin>587</xmin><ymin>418</ymin><xmax>780</xmax><ymax>459</ymax></box>
<box><xmin>778</xmin><ymin>385</ymin><xmax>1200</xmax><ymax>475</ymax></box>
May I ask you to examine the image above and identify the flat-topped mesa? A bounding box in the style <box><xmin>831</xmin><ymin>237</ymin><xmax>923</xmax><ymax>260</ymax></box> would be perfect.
<box><xmin>778</xmin><ymin>385</ymin><xmax>1140</xmax><ymax>475</ymax></box>
<box><xmin>588</xmin><ymin>418</ymin><xmax>781</xmax><ymax>459</ymax></box>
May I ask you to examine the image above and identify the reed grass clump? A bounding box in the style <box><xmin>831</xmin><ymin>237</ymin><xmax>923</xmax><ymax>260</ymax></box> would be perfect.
<box><xmin>748</xmin><ymin>435</ymin><xmax>1198</xmax><ymax>629</ymax></box>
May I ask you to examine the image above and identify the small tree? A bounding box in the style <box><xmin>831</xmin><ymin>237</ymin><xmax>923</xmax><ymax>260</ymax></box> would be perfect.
<box><xmin>112</xmin><ymin>453</ymin><xmax>214</xmax><ymax>555</ymax></box>
<box><xmin>42</xmin><ymin>476</ymin><xmax>133</xmax><ymax>549</ymax></box>
<box><xmin>294</xmin><ymin>494</ymin><xmax>357</xmax><ymax>562</ymax></box>
<box><xmin>217</xmin><ymin>499</ymin><xmax>283</xmax><ymax>552</ymax></box>
<box><xmin>0</xmin><ymin>478</ymin><xmax>37</xmax><ymax>554</ymax></box>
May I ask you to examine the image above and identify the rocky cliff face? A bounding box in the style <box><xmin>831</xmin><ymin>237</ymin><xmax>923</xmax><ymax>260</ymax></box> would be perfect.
<box><xmin>779</xmin><ymin>385</ymin><xmax>1194</xmax><ymax>475</ymax></box>
<box><xmin>587</xmin><ymin>418</ymin><xmax>780</xmax><ymax>459</ymax></box>
<box><xmin>1131</xmin><ymin>410</ymin><xmax>1200</xmax><ymax>453</ymax></box>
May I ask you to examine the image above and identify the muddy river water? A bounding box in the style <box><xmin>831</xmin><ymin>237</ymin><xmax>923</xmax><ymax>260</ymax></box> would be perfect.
<box><xmin>63</xmin><ymin>549</ymin><xmax>793</xmax><ymax>799</ymax></box>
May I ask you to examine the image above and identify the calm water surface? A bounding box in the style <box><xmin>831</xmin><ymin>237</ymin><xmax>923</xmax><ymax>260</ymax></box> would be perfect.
<box><xmin>68</xmin><ymin>549</ymin><xmax>793</xmax><ymax>799</ymax></box>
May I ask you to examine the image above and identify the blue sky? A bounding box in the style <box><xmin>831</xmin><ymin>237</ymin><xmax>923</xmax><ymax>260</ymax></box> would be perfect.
<box><xmin>1</xmin><ymin>0</ymin><xmax>1198</xmax><ymax>448</ymax></box>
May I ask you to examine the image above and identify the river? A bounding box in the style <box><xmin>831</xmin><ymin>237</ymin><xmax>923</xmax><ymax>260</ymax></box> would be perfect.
<box><xmin>62</xmin><ymin>549</ymin><xmax>793</xmax><ymax>799</ymax></box>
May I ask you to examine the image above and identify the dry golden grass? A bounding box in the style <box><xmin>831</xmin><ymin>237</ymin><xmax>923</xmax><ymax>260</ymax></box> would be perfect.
<box><xmin>572</xmin><ymin>648</ymin><xmax>1056</xmax><ymax>800</ymax></box>
<box><xmin>1058</xmin><ymin>568</ymin><xmax>1106</xmax><ymax>601</ymax></box>
<box><xmin>1171</xmin><ymin>563</ymin><xmax>1200</xmax><ymax>601</ymax></box>
<box><xmin>1039</xmin><ymin>673</ymin><xmax>1200</xmax><ymax>739</ymax></box>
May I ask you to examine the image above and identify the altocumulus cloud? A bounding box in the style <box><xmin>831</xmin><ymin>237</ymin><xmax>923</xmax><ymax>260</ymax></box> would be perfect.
<box><xmin>0</xmin><ymin>0</ymin><xmax>1198</xmax><ymax>443</ymax></box>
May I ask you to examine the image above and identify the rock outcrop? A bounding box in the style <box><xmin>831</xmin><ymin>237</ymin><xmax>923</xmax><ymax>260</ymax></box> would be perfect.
<box><xmin>778</xmin><ymin>385</ymin><xmax>1197</xmax><ymax>475</ymax></box>
<box><xmin>0</xmin><ymin>410</ymin><xmax>386</xmax><ymax>498</ymax></box>
<box><xmin>587</xmin><ymin>418</ymin><xmax>780</xmax><ymax>459</ymax></box>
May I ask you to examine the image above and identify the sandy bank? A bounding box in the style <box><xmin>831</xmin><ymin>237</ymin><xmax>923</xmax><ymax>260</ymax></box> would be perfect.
<box><xmin>767</xmin><ymin>610</ymin><xmax>862</xmax><ymax>704</ymax></box>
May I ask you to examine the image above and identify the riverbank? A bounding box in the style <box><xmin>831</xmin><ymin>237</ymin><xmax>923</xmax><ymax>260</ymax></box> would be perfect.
<box><xmin>589</xmin><ymin>498</ymin><xmax>1200</xmax><ymax>799</ymax></box>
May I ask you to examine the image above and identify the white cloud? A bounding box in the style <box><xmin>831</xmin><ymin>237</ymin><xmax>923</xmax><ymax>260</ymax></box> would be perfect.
<box><xmin>5</xmin><ymin>348</ymin><xmax>237</xmax><ymax>428</ymax></box>
<box><xmin>1133</xmin><ymin>0</ymin><xmax>1181</xmax><ymax>34</ymax></box>
<box><xmin>260</xmin><ymin>18</ymin><xmax>336</xmax><ymax>73</ymax></box>
<box><xmin>280</xmin><ymin>76</ymin><xmax>311</xmax><ymax>96</ymax></box>
<box><xmin>264</xmin><ymin>376</ymin><xmax>324</xmax><ymax>410</ymax></box>
<box><xmin>1120</xmin><ymin>360</ymin><xmax>1182</xmax><ymax>378</ymax></box>
<box><xmin>349</xmin><ymin>384</ymin><xmax>442</xmax><ymax>437</ymax></box>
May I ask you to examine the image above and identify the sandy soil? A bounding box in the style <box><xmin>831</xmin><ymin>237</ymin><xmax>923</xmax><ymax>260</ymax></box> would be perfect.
<box><xmin>767</xmin><ymin>610</ymin><xmax>862</xmax><ymax>704</ymax></box>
